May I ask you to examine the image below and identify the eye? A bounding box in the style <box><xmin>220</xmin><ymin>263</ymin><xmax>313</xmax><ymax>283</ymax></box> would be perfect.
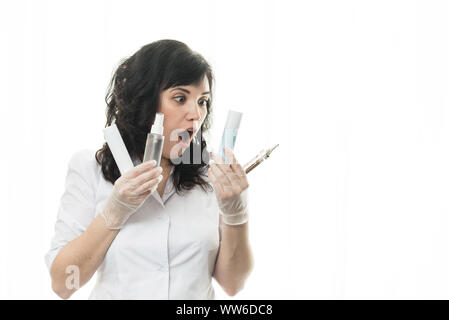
<box><xmin>174</xmin><ymin>96</ymin><xmax>186</xmax><ymax>104</ymax></box>
<box><xmin>199</xmin><ymin>99</ymin><xmax>210</xmax><ymax>107</ymax></box>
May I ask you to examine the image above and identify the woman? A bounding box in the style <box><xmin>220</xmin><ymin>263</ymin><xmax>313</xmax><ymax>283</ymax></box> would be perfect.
<box><xmin>45</xmin><ymin>39</ymin><xmax>254</xmax><ymax>299</ymax></box>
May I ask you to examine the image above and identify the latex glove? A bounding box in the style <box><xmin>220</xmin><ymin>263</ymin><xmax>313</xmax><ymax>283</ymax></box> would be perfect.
<box><xmin>208</xmin><ymin>147</ymin><xmax>249</xmax><ymax>225</ymax></box>
<box><xmin>101</xmin><ymin>160</ymin><xmax>163</xmax><ymax>229</ymax></box>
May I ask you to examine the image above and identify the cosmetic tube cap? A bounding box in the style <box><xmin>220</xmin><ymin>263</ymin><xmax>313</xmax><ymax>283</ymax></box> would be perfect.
<box><xmin>224</xmin><ymin>110</ymin><xmax>243</xmax><ymax>130</ymax></box>
<box><xmin>151</xmin><ymin>113</ymin><xmax>164</xmax><ymax>135</ymax></box>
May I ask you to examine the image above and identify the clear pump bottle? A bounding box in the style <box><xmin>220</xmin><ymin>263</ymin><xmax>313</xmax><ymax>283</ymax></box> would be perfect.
<box><xmin>143</xmin><ymin>113</ymin><xmax>165</xmax><ymax>167</ymax></box>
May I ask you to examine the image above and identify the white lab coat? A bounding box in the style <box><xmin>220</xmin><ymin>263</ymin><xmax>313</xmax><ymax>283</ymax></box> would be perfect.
<box><xmin>45</xmin><ymin>149</ymin><xmax>222</xmax><ymax>299</ymax></box>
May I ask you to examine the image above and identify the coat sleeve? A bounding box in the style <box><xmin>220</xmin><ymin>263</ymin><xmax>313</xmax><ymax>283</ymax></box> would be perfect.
<box><xmin>44</xmin><ymin>149</ymin><xmax>97</xmax><ymax>272</ymax></box>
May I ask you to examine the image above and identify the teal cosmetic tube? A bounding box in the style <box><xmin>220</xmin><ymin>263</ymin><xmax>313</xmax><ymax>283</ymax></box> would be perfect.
<box><xmin>219</xmin><ymin>110</ymin><xmax>243</xmax><ymax>163</ymax></box>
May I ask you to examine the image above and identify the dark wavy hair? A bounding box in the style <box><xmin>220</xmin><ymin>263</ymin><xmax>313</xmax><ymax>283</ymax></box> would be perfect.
<box><xmin>95</xmin><ymin>39</ymin><xmax>214</xmax><ymax>195</ymax></box>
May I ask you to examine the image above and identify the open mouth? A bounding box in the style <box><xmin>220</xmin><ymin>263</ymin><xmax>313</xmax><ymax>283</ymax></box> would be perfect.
<box><xmin>177</xmin><ymin>129</ymin><xmax>193</xmax><ymax>144</ymax></box>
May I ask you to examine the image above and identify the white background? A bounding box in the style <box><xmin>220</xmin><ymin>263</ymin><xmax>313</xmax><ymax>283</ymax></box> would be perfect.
<box><xmin>0</xmin><ymin>0</ymin><xmax>449</xmax><ymax>299</ymax></box>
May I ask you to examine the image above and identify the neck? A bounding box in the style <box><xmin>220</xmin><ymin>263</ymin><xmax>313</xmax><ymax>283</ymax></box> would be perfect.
<box><xmin>159</xmin><ymin>156</ymin><xmax>173</xmax><ymax>173</ymax></box>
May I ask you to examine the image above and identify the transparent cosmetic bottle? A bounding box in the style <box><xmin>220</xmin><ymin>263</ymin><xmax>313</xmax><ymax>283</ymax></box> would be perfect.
<box><xmin>143</xmin><ymin>112</ymin><xmax>165</xmax><ymax>167</ymax></box>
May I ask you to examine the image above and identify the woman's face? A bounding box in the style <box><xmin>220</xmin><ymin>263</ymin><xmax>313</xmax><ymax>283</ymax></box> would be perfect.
<box><xmin>158</xmin><ymin>75</ymin><xmax>210</xmax><ymax>162</ymax></box>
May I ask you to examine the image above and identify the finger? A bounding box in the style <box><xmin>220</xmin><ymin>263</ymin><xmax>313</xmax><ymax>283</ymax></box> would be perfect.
<box><xmin>223</xmin><ymin>166</ymin><xmax>246</xmax><ymax>191</ymax></box>
<box><xmin>223</xmin><ymin>147</ymin><xmax>238</xmax><ymax>165</ymax></box>
<box><xmin>211</xmin><ymin>152</ymin><xmax>234</xmax><ymax>177</ymax></box>
<box><xmin>227</xmin><ymin>172</ymin><xmax>246</xmax><ymax>194</ymax></box>
<box><xmin>211</xmin><ymin>157</ymin><xmax>239</xmax><ymax>192</ymax></box>
<box><xmin>231</xmin><ymin>161</ymin><xmax>246</xmax><ymax>178</ymax></box>
<box><xmin>210</xmin><ymin>151</ymin><xmax>243</xmax><ymax>190</ymax></box>
<box><xmin>219</xmin><ymin>146</ymin><xmax>237</xmax><ymax>165</ymax></box>
<box><xmin>124</xmin><ymin>160</ymin><xmax>157</xmax><ymax>178</ymax></box>
<box><xmin>211</xmin><ymin>150</ymin><xmax>231</xmax><ymax>166</ymax></box>
<box><xmin>223</xmin><ymin>147</ymin><xmax>245</xmax><ymax>176</ymax></box>
<box><xmin>135</xmin><ymin>184</ymin><xmax>157</xmax><ymax>198</ymax></box>
<box><xmin>209</xmin><ymin>163</ymin><xmax>240</xmax><ymax>197</ymax></box>
<box><xmin>208</xmin><ymin>167</ymin><xmax>225</xmax><ymax>195</ymax></box>
<box><xmin>134</xmin><ymin>175</ymin><xmax>162</xmax><ymax>195</ymax></box>
<box><xmin>217</xmin><ymin>148</ymin><xmax>248</xmax><ymax>191</ymax></box>
<box><xmin>209</xmin><ymin>161</ymin><xmax>233</xmax><ymax>188</ymax></box>
<box><xmin>133</xmin><ymin>166</ymin><xmax>163</xmax><ymax>185</ymax></box>
<box><xmin>223</xmin><ymin>148</ymin><xmax>248</xmax><ymax>187</ymax></box>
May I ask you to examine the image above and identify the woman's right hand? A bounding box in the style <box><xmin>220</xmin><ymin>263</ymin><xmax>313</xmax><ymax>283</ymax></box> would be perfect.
<box><xmin>100</xmin><ymin>160</ymin><xmax>163</xmax><ymax>229</ymax></box>
<box><xmin>114</xmin><ymin>160</ymin><xmax>163</xmax><ymax>206</ymax></box>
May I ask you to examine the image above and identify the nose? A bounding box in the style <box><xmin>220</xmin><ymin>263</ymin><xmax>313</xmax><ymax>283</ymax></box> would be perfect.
<box><xmin>187</xmin><ymin>101</ymin><xmax>201</xmax><ymax>121</ymax></box>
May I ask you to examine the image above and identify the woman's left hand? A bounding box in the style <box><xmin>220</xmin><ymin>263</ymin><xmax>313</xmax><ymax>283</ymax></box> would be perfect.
<box><xmin>208</xmin><ymin>147</ymin><xmax>249</xmax><ymax>225</ymax></box>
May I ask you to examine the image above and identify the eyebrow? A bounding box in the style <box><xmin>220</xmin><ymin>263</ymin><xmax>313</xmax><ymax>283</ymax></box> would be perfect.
<box><xmin>171</xmin><ymin>87</ymin><xmax>210</xmax><ymax>95</ymax></box>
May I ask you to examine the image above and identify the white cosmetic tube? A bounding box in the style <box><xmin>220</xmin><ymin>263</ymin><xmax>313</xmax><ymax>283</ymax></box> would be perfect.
<box><xmin>103</xmin><ymin>123</ymin><xmax>134</xmax><ymax>175</ymax></box>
